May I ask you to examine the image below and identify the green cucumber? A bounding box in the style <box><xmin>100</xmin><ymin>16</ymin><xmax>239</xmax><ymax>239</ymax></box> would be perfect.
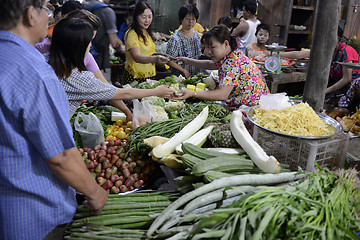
<box><xmin>182</xmin><ymin>143</ymin><xmax>235</xmax><ymax>159</ymax></box>
<box><xmin>181</xmin><ymin>154</ymin><xmax>203</xmax><ymax>168</ymax></box>
<box><xmin>203</xmin><ymin>171</ymin><xmax>233</xmax><ymax>183</ymax></box>
<box><xmin>191</xmin><ymin>156</ymin><xmax>254</xmax><ymax>177</ymax></box>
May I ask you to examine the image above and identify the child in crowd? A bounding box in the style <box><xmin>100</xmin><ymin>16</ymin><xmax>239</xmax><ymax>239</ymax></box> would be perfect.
<box><xmin>245</xmin><ymin>23</ymin><xmax>270</xmax><ymax>57</ymax></box>
<box><xmin>172</xmin><ymin>25</ymin><xmax>269</xmax><ymax>109</ymax></box>
<box><xmin>245</xmin><ymin>24</ymin><xmax>310</xmax><ymax>59</ymax></box>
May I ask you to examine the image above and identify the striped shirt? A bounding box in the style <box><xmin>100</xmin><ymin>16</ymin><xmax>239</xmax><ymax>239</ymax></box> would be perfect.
<box><xmin>166</xmin><ymin>30</ymin><xmax>203</xmax><ymax>76</ymax></box>
<box><xmin>59</xmin><ymin>68</ymin><xmax>117</xmax><ymax>118</ymax></box>
<box><xmin>0</xmin><ymin>31</ymin><xmax>77</xmax><ymax>239</ymax></box>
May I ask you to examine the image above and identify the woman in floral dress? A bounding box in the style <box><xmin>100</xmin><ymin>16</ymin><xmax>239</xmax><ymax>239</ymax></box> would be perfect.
<box><xmin>173</xmin><ymin>25</ymin><xmax>269</xmax><ymax>109</ymax></box>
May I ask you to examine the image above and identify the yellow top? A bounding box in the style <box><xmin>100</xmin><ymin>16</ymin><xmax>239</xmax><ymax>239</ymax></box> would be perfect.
<box><xmin>125</xmin><ymin>29</ymin><xmax>156</xmax><ymax>79</ymax></box>
<box><xmin>178</xmin><ymin>23</ymin><xmax>205</xmax><ymax>34</ymax></box>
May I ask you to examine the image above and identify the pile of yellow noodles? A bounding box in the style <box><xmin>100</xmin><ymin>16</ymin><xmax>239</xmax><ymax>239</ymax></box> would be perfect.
<box><xmin>252</xmin><ymin>102</ymin><xmax>336</xmax><ymax>137</ymax></box>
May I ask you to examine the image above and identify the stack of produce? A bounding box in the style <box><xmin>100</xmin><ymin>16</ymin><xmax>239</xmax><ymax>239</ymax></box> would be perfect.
<box><xmin>79</xmin><ymin>139</ymin><xmax>155</xmax><ymax>194</ymax></box>
<box><xmin>147</xmin><ymin>171</ymin><xmax>306</xmax><ymax>238</ymax></box>
<box><xmin>146</xmin><ymin>168</ymin><xmax>360</xmax><ymax>240</ymax></box>
<box><xmin>66</xmin><ymin>191</ymin><xmax>179</xmax><ymax>239</ymax></box>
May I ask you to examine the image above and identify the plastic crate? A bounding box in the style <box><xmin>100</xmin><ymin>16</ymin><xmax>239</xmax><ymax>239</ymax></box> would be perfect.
<box><xmin>252</xmin><ymin>125</ymin><xmax>349</xmax><ymax>172</ymax></box>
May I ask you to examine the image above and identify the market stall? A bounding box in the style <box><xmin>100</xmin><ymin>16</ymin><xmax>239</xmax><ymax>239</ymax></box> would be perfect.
<box><xmin>63</xmin><ymin>73</ymin><xmax>360</xmax><ymax>239</ymax></box>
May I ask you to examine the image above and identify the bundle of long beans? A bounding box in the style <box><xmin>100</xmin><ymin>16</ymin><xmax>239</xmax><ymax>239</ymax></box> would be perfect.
<box><xmin>66</xmin><ymin>191</ymin><xmax>179</xmax><ymax>239</ymax></box>
<box><xmin>126</xmin><ymin>118</ymin><xmax>192</xmax><ymax>157</ymax></box>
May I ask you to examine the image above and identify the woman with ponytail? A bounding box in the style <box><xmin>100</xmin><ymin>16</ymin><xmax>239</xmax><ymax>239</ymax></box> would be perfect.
<box><xmin>173</xmin><ymin>25</ymin><xmax>269</xmax><ymax>109</ymax></box>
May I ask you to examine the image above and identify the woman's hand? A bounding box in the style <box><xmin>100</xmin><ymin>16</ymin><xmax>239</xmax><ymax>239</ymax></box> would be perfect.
<box><xmin>171</xmin><ymin>89</ymin><xmax>195</xmax><ymax>100</ymax></box>
<box><xmin>175</xmin><ymin>56</ymin><xmax>189</xmax><ymax>64</ymax></box>
<box><xmin>153</xmin><ymin>85</ymin><xmax>175</xmax><ymax>98</ymax></box>
<box><xmin>154</xmin><ymin>55</ymin><xmax>170</xmax><ymax>64</ymax></box>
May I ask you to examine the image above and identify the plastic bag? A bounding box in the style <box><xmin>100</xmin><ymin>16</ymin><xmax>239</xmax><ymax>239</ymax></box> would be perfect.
<box><xmin>132</xmin><ymin>99</ymin><xmax>157</xmax><ymax>128</ymax></box>
<box><xmin>74</xmin><ymin>112</ymin><xmax>104</xmax><ymax>148</ymax></box>
<box><xmin>259</xmin><ymin>93</ymin><xmax>291</xmax><ymax>111</ymax></box>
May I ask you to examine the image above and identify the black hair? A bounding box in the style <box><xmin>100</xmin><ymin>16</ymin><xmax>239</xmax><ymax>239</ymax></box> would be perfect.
<box><xmin>50</xmin><ymin>18</ymin><xmax>93</xmax><ymax>78</ymax></box>
<box><xmin>0</xmin><ymin>0</ymin><xmax>45</xmax><ymax>30</ymax></box>
<box><xmin>217</xmin><ymin>16</ymin><xmax>233</xmax><ymax>29</ymax></box>
<box><xmin>126</xmin><ymin>1</ymin><xmax>154</xmax><ymax>44</ymax></box>
<box><xmin>178</xmin><ymin>4</ymin><xmax>199</xmax><ymax>24</ymax></box>
<box><xmin>65</xmin><ymin>9</ymin><xmax>101</xmax><ymax>31</ymax></box>
<box><xmin>243</xmin><ymin>0</ymin><xmax>257</xmax><ymax>15</ymax></box>
<box><xmin>256</xmin><ymin>23</ymin><xmax>271</xmax><ymax>35</ymax></box>
<box><xmin>53</xmin><ymin>6</ymin><xmax>62</xmax><ymax>16</ymax></box>
<box><xmin>201</xmin><ymin>25</ymin><xmax>238</xmax><ymax>52</ymax></box>
<box><xmin>126</xmin><ymin>8</ymin><xmax>134</xmax><ymax>18</ymax></box>
<box><xmin>61</xmin><ymin>0</ymin><xmax>83</xmax><ymax>16</ymax></box>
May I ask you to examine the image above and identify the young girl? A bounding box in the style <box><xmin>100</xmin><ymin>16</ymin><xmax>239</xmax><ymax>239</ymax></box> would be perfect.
<box><xmin>245</xmin><ymin>24</ymin><xmax>310</xmax><ymax>59</ymax></box>
<box><xmin>124</xmin><ymin>2</ymin><xmax>169</xmax><ymax>84</ymax></box>
<box><xmin>166</xmin><ymin>4</ymin><xmax>203</xmax><ymax>78</ymax></box>
<box><xmin>173</xmin><ymin>25</ymin><xmax>269</xmax><ymax>109</ymax></box>
<box><xmin>49</xmin><ymin>18</ymin><xmax>174</xmax><ymax>118</ymax></box>
<box><xmin>245</xmin><ymin>23</ymin><xmax>270</xmax><ymax>58</ymax></box>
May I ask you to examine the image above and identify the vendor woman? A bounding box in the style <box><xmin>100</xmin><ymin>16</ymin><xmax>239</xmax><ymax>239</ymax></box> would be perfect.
<box><xmin>173</xmin><ymin>25</ymin><xmax>269</xmax><ymax>109</ymax></box>
<box><xmin>326</xmin><ymin>26</ymin><xmax>360</xmax><ymax>110</ymax></box>
<box><xmin>123</xmin><ymin>2</ymin><xmax>169</xmax><ymax>84</ymax></box>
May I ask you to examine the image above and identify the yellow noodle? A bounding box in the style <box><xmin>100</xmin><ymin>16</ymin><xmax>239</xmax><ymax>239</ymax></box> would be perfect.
<box><xmin>252</xmin><ymin>102</ymin><xmax>336</xmax><ymax>137</ymax></box>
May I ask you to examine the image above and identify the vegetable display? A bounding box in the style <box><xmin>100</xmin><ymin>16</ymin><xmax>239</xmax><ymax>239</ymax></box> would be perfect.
<box><xmin>180</xmin><ymin>102</ymin><xmax>229</xmax><ymax>120</ymax></box>
<box><xmin>230</xmin><ymin>110</ymin><xmax>281</xmax><ymax>173</ymax></box>
<box><xmin>188</xmin><ymin>169</ymin><xmax>360</xmax><ymax>240</ymax></box>
<box><xmin>152</xmin><ymin>106</ymin><xmax>209</xmax><ymax>159</ymax></box>
<box><xmin>147</xmin><ymin>171</ymin><xmax>305</xmax><ymax>237</ymax></box>
<box><xmin>126</xmin><ymin>117</ymin><xmax>193</xmax><ymax>157</ymax></box>
<box><xmin>67</xmin><ymin>191</ymin><xmax>179</xmax><ymax>239</ymax></box>
<box><xmin>79</xmin><ymin>139</ymin><xmax>155</xmax><ymax>194</ymax></box>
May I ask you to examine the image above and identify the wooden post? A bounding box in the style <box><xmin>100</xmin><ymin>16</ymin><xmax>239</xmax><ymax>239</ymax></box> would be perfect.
<box><xmin>302</xmin><ymin>0</ymin><xmax>341</xmax><ymax>112</ymax></box>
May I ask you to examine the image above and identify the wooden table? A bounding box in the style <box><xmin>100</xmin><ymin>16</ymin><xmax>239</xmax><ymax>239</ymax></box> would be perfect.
<box><xmin>264</xmin><ymin>71</ymin><xmax>307</xmax><ymax>93</ymax></box>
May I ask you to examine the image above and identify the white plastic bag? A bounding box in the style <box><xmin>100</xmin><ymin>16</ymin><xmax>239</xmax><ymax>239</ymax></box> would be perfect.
<box><xmin>259</xmin><ymin>93</ymin><xmax>292</xmax><ymax>111</ymax></box>
<box><xmin>132</xmin><ymin>99</ymin><xmax>157</xmax><ymax>128</ymax></box>
<box><xmin>74</xmin><ymin>112</ymin><xmax>104</xmax><ymax>148</ymax></box>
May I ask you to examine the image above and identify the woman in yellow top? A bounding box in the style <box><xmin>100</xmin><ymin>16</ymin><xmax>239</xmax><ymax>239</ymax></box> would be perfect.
<box><xmin>124</xmin><ymin>2</ymin><xmax>169</xmax><ymax>84</ymax></box>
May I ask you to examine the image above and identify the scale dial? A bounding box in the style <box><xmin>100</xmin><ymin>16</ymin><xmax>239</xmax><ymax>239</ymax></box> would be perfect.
<box><xmin>265</xmin><ymin>56</ymin><xmax>281</xmax><ymax>72</ymax></box>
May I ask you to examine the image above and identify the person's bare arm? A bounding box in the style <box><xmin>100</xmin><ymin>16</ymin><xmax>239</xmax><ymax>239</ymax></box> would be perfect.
<box><xmin>112</xmin><ymin>85</ymin><xmax>175</xmax><ymax>100</ymax></box>
<box><xmin>94</xmin><ymin>69</ymin><xmax>109</xmax><ymax>84</ymax></box>
<box><xmin>167</xmin><ymin>60</ymin><xmax>192</xmax><ymax>78</ymax></box>
<box><xmin>232</xmin><ymin>21</ymin><xmax>249</xmax><ymax>37</ymax></box>
<box><xmin>93</xmin><ymin>70</ymin><xmax>132</xmax><ymax>121</ymax></box>
<box><xmin>109</xmin><ymin>33</ymin><xmax>123</xmax><ymax>50</ymax></box>
<box><xmin>326</xmin><ymin>64</ymin><xmax>353</xmax><ymax>94</ymax></box>
<box><xmin>176</xmin><ymin>57</ymin><xmax>218</xmax><ymax>70</ymax></box>
<box><xmin>47</xmin><ymin>147</ymin><xmax>108</xmax><ymax>215</ymax></box>
<box><xmin>128</xmin><ymin>47</ymin><xmax>169</xmax><ymax>64</ymax></box>
<box><xmin>172</xmin><ymin>85</ymin><xmax>233</xmax><ymax>101</ymax></box>
<box><xmin>279</xmin><ymin>51</ymin><xmax>310</xmax><ymax>59</ymax></box>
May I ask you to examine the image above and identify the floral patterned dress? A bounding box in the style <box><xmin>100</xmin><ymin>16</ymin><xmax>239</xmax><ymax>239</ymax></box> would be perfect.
<box><xmin>215</xmin><ymin>49</ymin><xmax>269</xmax><ymax>109</ymax></box>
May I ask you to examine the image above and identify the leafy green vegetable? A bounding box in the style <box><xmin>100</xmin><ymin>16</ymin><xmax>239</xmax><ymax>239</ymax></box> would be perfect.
<box><xmin>190</xmin><ymin>168</ymin><xmax>360</xmax><ymax>240</ymax></box>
